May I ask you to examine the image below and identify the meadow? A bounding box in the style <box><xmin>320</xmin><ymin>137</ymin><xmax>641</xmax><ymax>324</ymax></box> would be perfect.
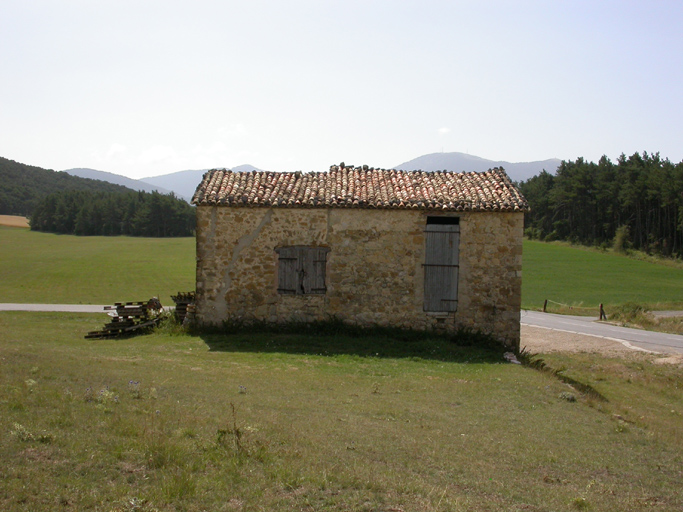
<box><xmin>3</xmin><ymin>225</ymin><xmax>683</xmax><ymax>311</ymax></box>
<box><xmin>1</xmin><ymin>312</ymin><xmax>682</xmax><ymax>511</ymax></box>
<box><xmin>522</xmin><ymin>240</ymin><xmax>683</xmax><ymax>311</ymax></box>
<box><xmin>0</xmin><ymin>226</ymin><xmax>194</xmax><ymax>306</ymax></box>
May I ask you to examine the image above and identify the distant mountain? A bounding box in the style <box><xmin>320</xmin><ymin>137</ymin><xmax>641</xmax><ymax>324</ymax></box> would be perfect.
<box><xmin>141</xmin><ymin>164</ymin><xmax>266</xmax><ymax>200</ymax></box>
<box><xmin>394</xmin><ymin>152</ymin><xmax>561</xmax><ymax>182</ymax></box>
<box><xmin>47</xmin><ymin>155</ymin><xmax>558</xmax><ymax>207</ymax></box>
<box><xmin>63</xmin><ymin>168</ymin><xmax>174</xmax><ymax>196</ymax></box>
<box><xmin>0</xmin><ymin>156</ymin><xmax>134</xmax><ymax>217</ymax></box>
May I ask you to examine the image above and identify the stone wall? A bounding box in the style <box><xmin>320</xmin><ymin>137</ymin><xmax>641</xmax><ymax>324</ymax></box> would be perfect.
<box><xmin>195</xmin><ymin>206</ymin><xmax>524</xmax><ymax>348</ymax></box>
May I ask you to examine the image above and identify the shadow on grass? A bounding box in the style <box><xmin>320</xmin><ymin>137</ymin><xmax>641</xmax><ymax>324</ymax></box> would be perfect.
<box><xmin>194</xmin><ymin>319</ymin><xmax>508</xmax><ymax>364</ymax></box>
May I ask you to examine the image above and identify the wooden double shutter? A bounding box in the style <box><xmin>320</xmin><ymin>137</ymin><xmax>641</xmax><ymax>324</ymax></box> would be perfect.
<box><xmin>276</xmin><ymin>246</ymin><xmax>330</xmax><ymax>295</ymax></box>
<box><xmin>423</xmin><ymin>218</ymin><xmax>460</xmax><ymax>312</ymax></box>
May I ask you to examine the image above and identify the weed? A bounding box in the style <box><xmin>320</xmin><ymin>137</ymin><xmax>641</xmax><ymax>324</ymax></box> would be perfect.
<box><xmin>37</xmin><ymin>432</ymin><xmax>54</xmax><ymax>443</ymax></box>
<box><xmin>8</xmin><ymin>399</ymin><xmax>26</xmax><ymax>412</ymax></box>
<box><xmin>128</xmin><ymin>380</ymin><xmax>142</xmax><ymax>399</ymax></box>
<box><xmin>213</xmin><ymin>403</ymin><xmax>270</xmax><ymax>465</ymax></box>
<box><xmin>145</xmin><ymin>439</ymin><xmax>185</xmax><ymax>470</ymax></box>
<box><xmin>609</xmin><ymin>302</ymin><xmax>651</xmax><ymax>324</ymax></box>
<box><xmin>559</xmin><ymin>392</ymin><xmax>577</xmax><ymax>402</ymax></box>
<box><xmin>614</xmin><ymin>422</ymin><xmax>630</xmax><ymax>434</ymax></box>
<box><xmin>160</xmin><ymin>468</ymin><xmax>197</xmax><ymax>500</ymax></box>
<box><xmin>116</xmin><ymin>496</ymin><xmax>155</xmax><ymax>512</ymax></box>
<box><xmin>177</xmin><ymin>428</ymin><xmax>197</xmax><ymax>439</ymax></box>
<box><xmin>96</xmin><ymin>386</ymin><xmax>118</xmax><ymax>405</ymax></box>
<box><xmin>606</xmin><ymin>303</ymin><xmax>683</xmax><ymax>335</ymax></box>
<box><xmin>516</xmin><ymin>347</ymin><xmax>547</xmax><ymax>370</ymax></box>
<box><xmin>154</xmin><ymin>314</ymin><xmax>189</xmax><ymax>336</ymax></box>
<box><xmin>83</xmin><ymin>385</ymin><xmax>119</xmax><ymax>414</ymax></box>
<box><xmin>571</xmin><ymin>496</ymin><xmax>590</xmax><ymax>510</ymax></box>
<box><xmin>10</xmin><ymin>423</ymin><xmax>53</xmax><ymax>443</ymax></box>
<box><xmin>10</xmin><ymin>423</ymin><xmax>34</xmax><ymax>442</ymax></box>
<box><xmin>216</xmin><ymin>403</ymin><xmax>244</xmax><ymax>453</ymax></box>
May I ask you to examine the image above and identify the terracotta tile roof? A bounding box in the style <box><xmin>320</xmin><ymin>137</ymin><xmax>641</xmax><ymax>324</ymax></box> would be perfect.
<box><xmin>192</xmin><ymin>164</ymin><xmax>529</xmax><ymax>212</ymax></box>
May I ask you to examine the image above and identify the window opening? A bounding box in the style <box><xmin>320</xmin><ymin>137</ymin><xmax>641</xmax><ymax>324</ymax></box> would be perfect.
<box><xmin>426</xmin><ymin>216</ymin><xmax>460</xmax><ymax>225</ymax></box>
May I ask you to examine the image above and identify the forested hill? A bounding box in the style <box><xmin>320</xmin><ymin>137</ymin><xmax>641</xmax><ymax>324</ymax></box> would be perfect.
<box><xmin>0</xmin><ymin>156</ymin><xmax>133</xmax><ymax>216</ymax></box>
<box><xmin>519</xmin><ymin>152</ymin><xmax>683</xmax><ymax>258</ymax></box>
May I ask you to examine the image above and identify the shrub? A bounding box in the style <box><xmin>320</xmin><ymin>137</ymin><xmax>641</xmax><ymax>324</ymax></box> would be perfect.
<box><xmin>608</xmin><ymin>302</ymin><xmax>653</xmax><ymax>326</ymax></box>
<box><xmin>613</xmin><ymin>225</ymin><xmax>630</xmax><ymax>253</ymax></box>
<box><xmin>544</xmin><ymin>230</ymin><xmax>560</xmax><ymax>242</ymax></box>
<box><xmin>524</xmin><ymin>227</ymin><xmax>542</xmax><ymax>240</ymax></box>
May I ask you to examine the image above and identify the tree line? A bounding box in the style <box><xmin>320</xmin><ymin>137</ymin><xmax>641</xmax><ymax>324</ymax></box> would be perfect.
<box><xmin>30</xmin><ymin>189</ymin><xmax>195</xmax><ymax>237</ymax></box>
<box><xmin>519</xmin><ymin>152</ymin><xmax>683</xmax><ymax>257</ymax></box>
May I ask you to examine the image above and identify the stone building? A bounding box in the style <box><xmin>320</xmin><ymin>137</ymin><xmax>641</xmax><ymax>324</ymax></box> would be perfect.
<box><xmin>192</xmin><ymin>164</ymin><xmax>529</xmax><ymax>348</ymax></box>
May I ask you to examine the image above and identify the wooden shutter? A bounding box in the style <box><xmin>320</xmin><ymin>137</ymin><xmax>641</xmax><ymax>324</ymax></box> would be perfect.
<box><xmin>275</xmin><ymin>247</ymin><xmax>299</xmax><ymax>294</ymax></box>
<box><xmin>276</xmin><ymin>246</ymin><xmax>329</xmax><ymax>295</ymax></box>
<box><xmin>423</xmin><ymin>223</ymin><xmax>459</xmax><ymax>312</ymax></box>
<box><xmin>305</xmin><ymin>247</ymin><xmax>330</xmax><ymax>294</ymax></box>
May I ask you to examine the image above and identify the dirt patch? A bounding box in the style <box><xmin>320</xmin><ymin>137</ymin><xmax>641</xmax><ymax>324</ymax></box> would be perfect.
<box><xmin>521</xmin><ymin>325</ymin><xmax>683</xmax><ymax>366</ymax></box>
<box><xmin>652</xmin><ymin>355</ymin><xmax>683</xmax><ymax>367</ymax></box>
<box><xmin>521</xmin><ymin>325</ymin><xmax>634</xmax><ymax>356</ymax></box>
<box><xmin>0</xmin><ymin>215</ymin><xmax>29</xmax><ymax>228</ymax></box>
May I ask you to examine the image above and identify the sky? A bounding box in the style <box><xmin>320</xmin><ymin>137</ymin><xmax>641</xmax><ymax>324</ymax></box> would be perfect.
<box><xmin>2</xmin><ymin>0</ymin><xmax>682</xmax><ymax>179</ymax></box>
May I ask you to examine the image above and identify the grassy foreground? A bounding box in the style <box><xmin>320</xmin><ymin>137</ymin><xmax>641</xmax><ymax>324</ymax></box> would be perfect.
<box><xmin>0</xmin><ymin>227</ymin><xmax>194</xmax><ymax>306</ymax></box>
<box><xmin>1</xmin><ymin>312</ymin><xmax>682</xmax><ymax>511</ymax></box>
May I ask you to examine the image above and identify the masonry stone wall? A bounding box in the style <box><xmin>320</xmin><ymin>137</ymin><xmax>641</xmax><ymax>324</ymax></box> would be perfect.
<box><xmin>195</xmin><ymin>206</ymin><xmax>524</xmax><ymax>348</ymax></box>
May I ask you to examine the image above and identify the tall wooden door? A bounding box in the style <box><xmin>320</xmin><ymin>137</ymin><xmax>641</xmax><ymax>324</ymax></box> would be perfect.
<box><xmin>423</xmin><ymin>219</ymin><xmax>460</xmax><ymax>312</ymax></box>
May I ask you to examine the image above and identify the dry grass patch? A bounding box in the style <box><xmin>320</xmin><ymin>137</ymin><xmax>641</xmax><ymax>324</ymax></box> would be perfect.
<box><xmin>0</xmin><ymin>215</ymin><xmax>29</xmax><ymax>228</ymax></box>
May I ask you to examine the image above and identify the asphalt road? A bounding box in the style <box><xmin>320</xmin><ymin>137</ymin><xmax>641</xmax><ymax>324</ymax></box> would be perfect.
<box><xmin>522</xmin><ymin>310</ymin><xmax>683</xmax><ymax>355</ymax></box>
<box><xmin>0</xmin><ymin>303</ymin><xmax>108</xmax><ymax>313</ymax></box>
<box><xmin>0</xmin><ymin>304</ymin><xmax>174</xmax><ymax>313</ymax></box>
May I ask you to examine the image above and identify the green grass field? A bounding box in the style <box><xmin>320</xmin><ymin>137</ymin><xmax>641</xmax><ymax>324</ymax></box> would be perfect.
<box><xmin>0</xmin><ymin>227</ymin><xmax>195</xmax><ymax>306</ymax></box>
<box><xmin>1</xmin><ymin>312</ymin><xmax>681</xmax><ymax>511</ymax></box>
<box><xmin>2</xmin><ymin>226</ymin><xmax>682</xmax><ymax>313</ymax></box>
<box><xmin>522</xmin><ymin>240</ymin><xmax>683</xmax><ymax>311</ymax></box>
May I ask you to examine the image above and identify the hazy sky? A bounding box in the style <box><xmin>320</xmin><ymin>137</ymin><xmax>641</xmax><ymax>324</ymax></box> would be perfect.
<box><xmin>2</xmin><ymin>0</ymin><xmax>682</xmax><ymax>179</ymax></box>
